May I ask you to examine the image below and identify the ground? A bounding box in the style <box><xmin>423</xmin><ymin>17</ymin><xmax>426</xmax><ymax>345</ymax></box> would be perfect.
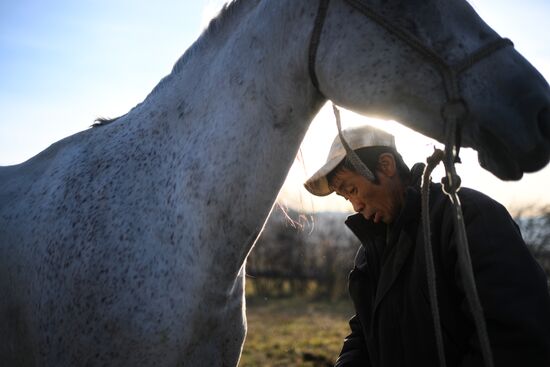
<box><xmin>239</xmin><ymin>297</ymin><xmax>354</xmax><ymax>367</ymax></box>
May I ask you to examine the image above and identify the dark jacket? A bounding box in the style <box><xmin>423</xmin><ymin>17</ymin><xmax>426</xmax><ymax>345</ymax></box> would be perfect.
<box><xmin>335</xmin><ymin>166</ymin><xmax>550</xmax><ymax>367</ymax></box>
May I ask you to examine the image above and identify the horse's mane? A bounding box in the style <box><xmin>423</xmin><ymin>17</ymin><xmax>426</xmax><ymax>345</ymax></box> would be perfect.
<box><xmin>93</xmin><ymin>0</ymin><xmax>257</xmax><ymax>128</ymax></box>
<box><xmin>172</xmin><ymin>0</ymin><xmax>257</xmax><ymax>75</ymax></box>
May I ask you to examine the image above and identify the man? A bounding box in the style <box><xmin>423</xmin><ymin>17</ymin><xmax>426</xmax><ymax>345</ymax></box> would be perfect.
<box><xmin>304</xmin><ymin>125</ymin><xmax>550</xmax><ymax>367</ymax></box>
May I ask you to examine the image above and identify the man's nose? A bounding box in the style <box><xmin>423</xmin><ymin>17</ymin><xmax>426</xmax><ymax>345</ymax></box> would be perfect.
<box><xmin>350</xmin><ymin>199</ymin><xmax>363</xmax><ymax>213</ymax></box>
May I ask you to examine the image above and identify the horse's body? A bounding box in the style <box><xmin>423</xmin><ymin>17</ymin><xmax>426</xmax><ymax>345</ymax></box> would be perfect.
<box><xmin>1</xmin><ymin>0</ymin><xmax>548</xmax><ymax>365</ymax></box>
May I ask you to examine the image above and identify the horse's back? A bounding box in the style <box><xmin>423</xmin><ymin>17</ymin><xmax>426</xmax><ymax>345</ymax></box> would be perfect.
<box><xmin>0</xmin><ymin>130</ymin><xmax>91</xmax><ymax>267</ymax></box>
<box><xmin>0</xmin><ymin>130</ymin><xmax>87</xmax><ymax>211</ymax></box>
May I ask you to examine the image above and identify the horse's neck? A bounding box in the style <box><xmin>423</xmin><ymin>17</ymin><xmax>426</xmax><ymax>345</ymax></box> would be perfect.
<box><xmin>126</xmin><ymin>0</ymin><xmax>323</xmax><ymax>280</ymax></box>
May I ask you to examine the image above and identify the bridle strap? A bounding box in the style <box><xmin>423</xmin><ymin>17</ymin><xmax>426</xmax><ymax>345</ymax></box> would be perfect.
<box><xmin>309</xmin><ymin>0</ymin><xmax>513</xmax><ymax>101</ymax></box>
<box><xmin>308</xmin><ymin>0</ymin><xmax>330</xmax><ymax>97</ymax></box>
<box><xmin>454</xmin><ymin>37</ymin><xmax>514</xmax><ymax>74</ymax></box>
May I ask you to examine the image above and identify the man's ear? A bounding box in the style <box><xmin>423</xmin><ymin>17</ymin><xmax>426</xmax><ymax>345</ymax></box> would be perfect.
<box><xmin>377</xmin><ymin>153</ymin><xmax>397</xmax><ymax>177</ymax></box>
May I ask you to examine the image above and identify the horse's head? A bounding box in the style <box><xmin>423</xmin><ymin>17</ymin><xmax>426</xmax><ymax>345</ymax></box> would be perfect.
<box><xmin>313</xmin><ymin>0</ymin><xmax>550</xmax><ymax>180</ymax></box>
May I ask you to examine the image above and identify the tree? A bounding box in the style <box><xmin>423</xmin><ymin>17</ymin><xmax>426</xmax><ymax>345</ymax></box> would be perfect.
<box><xmin>247</xmin><ymin>206</ymin><xmax>360</xmax><ymax>299</ymax></box>
<box><xmin>514</xmin><ymin>205</ymin><xmax>550</xmax><ymax>280</ymax></box>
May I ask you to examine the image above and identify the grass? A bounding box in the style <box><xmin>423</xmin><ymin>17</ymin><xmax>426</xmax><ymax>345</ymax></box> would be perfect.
<box><xmin>239</xmin><ymin>297</ymin><xmax>354</xmax><ymax>367</ymax></box>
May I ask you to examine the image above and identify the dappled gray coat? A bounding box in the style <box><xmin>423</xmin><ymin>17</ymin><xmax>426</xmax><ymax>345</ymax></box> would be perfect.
<box><xmin>335</xmin><ymin>166</ymin><xmax>550</xmax><ymax>367</ymax></box>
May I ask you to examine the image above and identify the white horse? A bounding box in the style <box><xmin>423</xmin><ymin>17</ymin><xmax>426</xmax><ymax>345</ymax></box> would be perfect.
<box><xmin>1</xmin><ymin>0</ymin><xmax>549</xmax><ymax>366</ymax></box>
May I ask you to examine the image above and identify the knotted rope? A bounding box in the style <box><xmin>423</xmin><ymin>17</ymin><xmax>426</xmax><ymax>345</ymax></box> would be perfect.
<box><xmin>421</xmin><ymin>149</ymin><xmax>447</xmax><ymax>367</ymax></box>
<box><xmin>333</xmin><ymin>105</ymin><xmax>376</xmax><ymax>181</ymax></box>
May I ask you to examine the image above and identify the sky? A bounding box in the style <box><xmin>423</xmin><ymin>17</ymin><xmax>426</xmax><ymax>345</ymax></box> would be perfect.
<box><xmin>1</xmin><ymin>0</ymin><xmax>549</xmax><ymax>214</ymax></box>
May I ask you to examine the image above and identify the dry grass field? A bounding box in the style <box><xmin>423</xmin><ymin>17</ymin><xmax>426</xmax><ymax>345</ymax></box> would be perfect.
<box><xmin>239</xmin><ymin>297</ymin><xmax>354</xmax><ymax>367</ymax></box>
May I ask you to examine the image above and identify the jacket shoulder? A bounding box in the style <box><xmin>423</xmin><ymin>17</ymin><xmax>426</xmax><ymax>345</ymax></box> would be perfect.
<box><xmin>430</xmin><ymin>184</ymin><xmax>511</xmax><ymax>224</ymax></box>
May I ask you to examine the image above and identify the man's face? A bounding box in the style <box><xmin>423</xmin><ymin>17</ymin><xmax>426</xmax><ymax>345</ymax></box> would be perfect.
<box><xmin>330</xmin><ymin>164</ymin><xmax>404</xmax><ymax>224</ymax></box>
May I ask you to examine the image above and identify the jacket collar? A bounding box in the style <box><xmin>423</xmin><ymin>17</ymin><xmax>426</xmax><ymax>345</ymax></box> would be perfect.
<box><xmin>373</xmin><ymin>183</ymin><xmax>421</xmax><ymax>314</ymax></box>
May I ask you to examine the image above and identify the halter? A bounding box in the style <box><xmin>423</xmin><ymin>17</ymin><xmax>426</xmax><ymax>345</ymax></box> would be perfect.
<box><xmin>309</xmin><ymin>0</ymin><xmax>512</xmax><ymax>176</ymax></box>
<box><xmin>309</xmin><ymin>1</ymin><xmax>514</xmax><ymax>367</ymax></box>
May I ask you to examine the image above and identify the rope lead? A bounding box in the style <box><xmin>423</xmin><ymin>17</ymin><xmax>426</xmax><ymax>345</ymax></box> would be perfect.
<box><xmin>333</xmin><ymin>104</ymin><xmax>376</xmax><ymax>181</ymax></box>
<box><xmin>422</xmin><ymin>148</ymin><xmax>494</xmax><ymax>367</ymax></box>
<box><xmin>422</xmin><ymin>149</ymin><xmax>447</xmax><ymax>367</ymax></box>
